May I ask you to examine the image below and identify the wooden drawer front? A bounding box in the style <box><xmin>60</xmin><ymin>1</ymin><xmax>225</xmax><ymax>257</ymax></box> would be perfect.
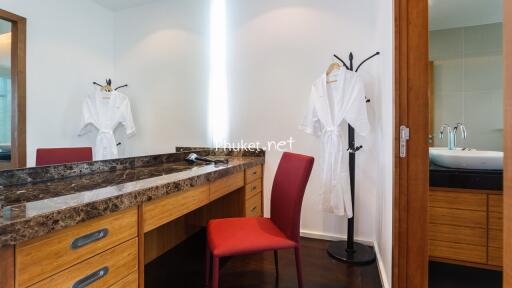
<box><xmin>488</xmin><ymin>194</ymin><xmax>503</xmax><ymax>214</ymax></box>
<box><xmin>489</xmin><ymin>229</ymin><xmax>503</xmax><ymax>248</ymax></box>
<box><xmin>429</xmin><ymin>224</ymin><xmax>486</xmax><ymax>246</ymax></box>
<box><xmin>429</xmin><ymin>190</ymin><xmax>487</xmax><ymax>211</ymax></box>
<box><xmin>488</xmin><ymin>247</ymin><xmax>503</xmax><ymax>266</ymax></box>
<box><xmin>210</xmin><ymin>172</ymin><xmax>244</xmax><ymax>201</ymax></box>
<box><xmin>429</xmin><ymin>207</ymin><xmax>486</xmax><ymax>228</ymax></box>
<box><xmin>143</xmin><ymin>184</ymin><xmax>209</xmax><ymax>232</ymax></box>
<box><xmin>245</xmin><ymin>179</ymin><xmax>262</xmax><ymax>200</ymax></box>
<box><xmin>30</xmin><ymin>238</ymin><xmax>138</xmax><ymax>288</ymax></box>
<box><xmin>110</xmin><ymin>271</ymin><xmax>138</xmax><ymax>288</ymax></box>
<box><xmin>429</xmin><ymin>240</ymin><xmax>487</xmax><ymax>264</ymax></box>
<box><xmin>245</xmin><ymin>165</ymin><xmax>262</xmax><ymax>183</ymax></box>
<box><xmin>489</xmin><ymin>212</ymin><xmax>503</xmax><ymax>230</ymax></box>
<box><xmin>16</xmin><ymin>208</ymin><xmax>137</xmax><ymax>288</ymax></box>
<box><xmin>245</xmin><ymin>193</ymin><xmax>262</xmax><ymax>217</ymax></box>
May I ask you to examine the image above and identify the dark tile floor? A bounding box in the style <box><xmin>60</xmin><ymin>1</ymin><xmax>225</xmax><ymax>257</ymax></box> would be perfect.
<box><xmin>429</xmin><ymin>261</ymin><xmax>502</xmax><ymax>288</ymax></box>
<box><xmin>146</xmin><ymin>230</ymin><xmax>382</xmax><ymax>288</ymax></box>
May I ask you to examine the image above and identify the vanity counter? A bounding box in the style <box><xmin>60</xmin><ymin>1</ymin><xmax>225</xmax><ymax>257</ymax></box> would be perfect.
<box><xmin>0</xmin><ymin>150</ymin><xmax>265</xmax><ymax>247</ymax></box>
<box><xmin>429</xmin><ymin>163</ymin><xmax>503</xmax><ymax>191</ymax></box>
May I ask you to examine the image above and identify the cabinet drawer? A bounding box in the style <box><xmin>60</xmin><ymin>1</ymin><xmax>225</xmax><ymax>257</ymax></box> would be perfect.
<box><xmin>489</xmin><ymin>229</ymin><xmax>502</xmax><ymax>248</ymax></box>
<box><xmin>210</xmin><ymin>172</ymin><xmax>244</xmax><ymax>201</ymax></box>
<box><xmin>30</xmin><ymin>238</ymin><xmax>138</xmax><ymax>288</ymax></box>
<box><xmin>488</xmin><ymin>195</ymin><xmax>503</xmax><ymax>214</ymax></box>
<box><xmin>429</xmin><ymin>240</ymin><xmax>487</xmax><ymax>264</ymax></box>
<box><xmin>143</xmin><ymin>184</ymin><xmax>209</xmax><ymax>232</ymax></box>
<box><xmin>429</xmin><ymin>207</ymin><xmax>486</xmax><ymax>228</ymax></box>
<box><xmin>245</xmin><ymin>179</ymin><xmax>262</xmax><ymax>200</ymax></box>
<box><xmin>429</xmin><ymin>190</ymin><xmax>487</xmax><ymax>211</ymax></box>
<box><xmin>489</xmin><ymin>212</ymin><xmax>503</xmax><ymax>230</ymax></box>
<box><xmin>245</xmin><ymin>193</ymin><xmax>262</xmax><ymax>218</ymax></box>
<box><xmin>488</xmin><ymin>247</ymin><xmax>503</xmax><ymax>266</ymax></box>
<box><xmin>245</xmin><ymin>165</ymin><xmax>262</xmax><ymax>183</ymax></box>
<box><xmin>429</xmin><ymin>223</ymin><xmax>486</xmax><ymax>246</ymax></box>
<box><xmin>16</xmin><ymin>208</ymin><xmax>138</xmax><ymax>288</ymax></box>
<box><xmin>110</xmin><ymin>271</ymin><xmax>138</xmax><ymax>288</ymax></box>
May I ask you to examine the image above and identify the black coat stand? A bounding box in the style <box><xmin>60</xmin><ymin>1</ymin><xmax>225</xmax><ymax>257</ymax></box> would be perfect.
<box><xmin>326</xmin><ymin>52</ymin><xmax>379</xmax><ymax>265</ymax></box>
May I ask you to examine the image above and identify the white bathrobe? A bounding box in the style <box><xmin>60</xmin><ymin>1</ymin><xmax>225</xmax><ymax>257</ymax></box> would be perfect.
<box><xmin>79</xmin><ymin>89</ymin><xmax>136</xmax><ymax>160</ymax></box>
<box><xmin>300</xmin><ymin>69</ymin><xmax>370</xmax><ymax>217</ymax></box>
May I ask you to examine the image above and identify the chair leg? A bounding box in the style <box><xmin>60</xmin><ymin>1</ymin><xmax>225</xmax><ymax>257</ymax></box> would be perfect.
<box><xmin>294</xmin><ymin>247</ymin><xmax>304</xmax><ymax>288</ymax></box>
<box><xmin>212</xmin><ymin>256</ymin><xmax>220</xmax><ymax>288</ymax></box>
<box><xmin>205</xmin><ymin>243</ymin><xmax>211</xmax><ymax>287</ymax></box>
<box><xmin>274</xmin><ymin>250</ymin><xmax>279</xmax><ymax>279</ymax></box>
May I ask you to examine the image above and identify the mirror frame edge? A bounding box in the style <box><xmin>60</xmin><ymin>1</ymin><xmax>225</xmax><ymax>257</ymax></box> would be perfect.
<box><xmin>0</xmin><ymin>9</ymin><xmax>26</xmax><ymax>169</ymax></box>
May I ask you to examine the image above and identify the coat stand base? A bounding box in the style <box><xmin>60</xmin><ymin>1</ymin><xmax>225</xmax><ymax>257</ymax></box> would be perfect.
<box><xmin>327</xmin><ymin>241</ymin><xmax>376</xmax><ymax>265</ymax></box>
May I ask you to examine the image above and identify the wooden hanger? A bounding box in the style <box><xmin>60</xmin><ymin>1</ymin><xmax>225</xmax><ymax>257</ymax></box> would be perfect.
<box><xmin>326</xmin><ymin>62</ymin><xmax>341</xmax><ymax>84</ymax></box>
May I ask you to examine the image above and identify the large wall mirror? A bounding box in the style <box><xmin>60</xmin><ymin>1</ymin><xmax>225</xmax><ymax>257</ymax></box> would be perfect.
<box><xmin>0</xmin><ymin>9</ymin><xmax>25</xmax><ymax>170</ymax></box>
<box><xmin>429</xmin><ymin>1</ymin><xmax>503</xmax><ymax>152</ymax></box>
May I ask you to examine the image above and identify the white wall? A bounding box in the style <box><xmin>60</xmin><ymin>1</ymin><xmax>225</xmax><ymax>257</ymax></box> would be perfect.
<box><xmin>0</xmin><ymin>0</ymin><xmax>114</xmax><ymax>166</ymax></box>
<box><xmin>113</xmin><ymin>0</ymin><xmax>211</xmax><ymax>157</ymax></box>
<box><xmin>373</xmin><ymin>1</ymin><xmax>394</xmax><ymax>286</ymax></box>
<box><xmin>225</xmin><ymin>1</ymin><xmax>393</xmax><ymax>286</ymax></box>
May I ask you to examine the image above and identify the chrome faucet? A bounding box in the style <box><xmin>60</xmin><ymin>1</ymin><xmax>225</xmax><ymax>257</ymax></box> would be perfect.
<box><xmin>439</xmin><ymin>123</ymin><xmax>467</xmax><ymax>150</ymax></box>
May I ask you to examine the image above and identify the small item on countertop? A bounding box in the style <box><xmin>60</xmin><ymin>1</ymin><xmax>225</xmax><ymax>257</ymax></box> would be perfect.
<box><xmin>185</xmin><ymin>153</ymin><xmax>229</xmax><ymax>165</ymax></box>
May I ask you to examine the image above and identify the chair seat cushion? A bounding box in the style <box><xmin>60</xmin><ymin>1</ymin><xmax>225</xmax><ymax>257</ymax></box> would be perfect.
<box><xmin>207</xmin><ymin>217</ymin><xmax>297</xmax><ymax>257</ymax></box>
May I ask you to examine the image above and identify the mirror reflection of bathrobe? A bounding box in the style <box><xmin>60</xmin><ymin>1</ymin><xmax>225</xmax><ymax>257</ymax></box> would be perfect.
<box><xmin>300</xmin><ymin>69</ymin><xmax>369</xmax><ymax>217</ymax></box>
<box><xmin>79</xmin><ymin>89</ymin><xmax>136</xmax><ymax>160</ymax></box>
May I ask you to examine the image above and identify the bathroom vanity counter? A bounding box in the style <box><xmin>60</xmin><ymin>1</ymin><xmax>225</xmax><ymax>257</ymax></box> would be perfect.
<box><xmin>429</xmin><ymin>163</ymin><xmax>503</xmax><ymax>191</ymax></box>
<box><xmin>0</xmin><ymin>149</ymin><xmax>265</xmax><ymax>288</ymax></box>
<box><xmin>0</xmin><ymin>150</ymin><xmax>264</xmax><ymax>246</ymax></box>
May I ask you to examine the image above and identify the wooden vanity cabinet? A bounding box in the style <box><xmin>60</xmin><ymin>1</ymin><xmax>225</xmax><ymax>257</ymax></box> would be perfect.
<box><xmin>244</xmin><ymin>165</ymin><xmax>263</xmax><ymax>218</ymax></box>
<box><xmin>12</xmin><ymin>165</ymin><xmax>264</xmax><ymax>288</ymax></box>
<box><xmin>488</xmin><ymin>194</ymin><xmax>503</xmax><ymax>266</ymax></box>
<box><xmin>15</xmin><ymin>208</ymin><xmax>139</xmax><ymax>288</ymax></box>
<box><xmin>428</xmin><ymin>188</ymin><xmax>503</xmax><ymax>269</ymax></box>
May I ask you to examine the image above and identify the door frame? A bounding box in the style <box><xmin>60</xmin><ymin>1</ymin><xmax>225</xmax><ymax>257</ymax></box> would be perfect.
<box><xmin>394</xmin><ymin>1</ymin><xmax>512</xmax><ymax>287</ymax></box>
<box><xmin>0</xmin><ymin>9</ymin><xmax>26</xmax><ymax>169</ymax></box>
<box><xmin>393</xmin><ymin>0</ymin><xmax>430</xmax><ymax>287</ymax></box>
<box><xmin>504</xmin><ymin>2</ymin><xmax>512</xmax><ymax>287</ymax></box>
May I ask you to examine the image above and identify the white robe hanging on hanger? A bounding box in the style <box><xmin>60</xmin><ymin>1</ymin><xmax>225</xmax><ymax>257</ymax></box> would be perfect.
<box><xmin>300</xmin><ymin>69</ymin><xmax>370</xmax><ymax>217</ymax></box>
<box><xmin>79</xmin><ymin>89</ymin><xmax>136</xmax><ymax>160</ymax></box>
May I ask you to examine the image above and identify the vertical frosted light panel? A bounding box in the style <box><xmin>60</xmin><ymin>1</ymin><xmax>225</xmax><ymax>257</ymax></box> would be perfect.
<box><xmin>208</xmin><ymin>0</ymin><xmax>228</xmax><ymax>147</ymax></box>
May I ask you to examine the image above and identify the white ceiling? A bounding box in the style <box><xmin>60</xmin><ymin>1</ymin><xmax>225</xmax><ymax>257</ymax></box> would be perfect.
<box><xmin>430</xmin><ymin>0</ymin><xmax>503</xmax><ymax>31</ymax></box>
<box><xmin>93</xmin><ymin>0</ymin><xmax>161</xmax><ymax>11</ymax></box>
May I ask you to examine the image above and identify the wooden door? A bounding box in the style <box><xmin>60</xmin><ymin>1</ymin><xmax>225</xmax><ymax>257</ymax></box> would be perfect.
<box><xmin>393</xmin><ymin>0</ymin><xmax>430</xmax><ymax>287</ymax></box>
<box><xmin>503</xmin><ymin>1</ymin><xmax>512</xmax><ymax>287</ymax></box>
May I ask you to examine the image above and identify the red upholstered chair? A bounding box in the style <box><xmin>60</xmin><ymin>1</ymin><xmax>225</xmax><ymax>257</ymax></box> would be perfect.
<box><xmin>35</xmin><ymin>147</ymin><xmax>93</xmax><ymax>166</ymax></box>
<box><xmin>206</xmin><ymin>152</ymin><xmax>314</xmax><ymax>288</ymax></box>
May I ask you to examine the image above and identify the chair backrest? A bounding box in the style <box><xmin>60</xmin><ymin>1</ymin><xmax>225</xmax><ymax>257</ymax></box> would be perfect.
<box><xmin>36</xmin><ymin>147</ymin><xmax>93</xmax><ymax>166</ymax></box>
<box><xmin>270</xmin><ymin>152</ymin><xmax>314</xmax><ymax>243</ymax></box>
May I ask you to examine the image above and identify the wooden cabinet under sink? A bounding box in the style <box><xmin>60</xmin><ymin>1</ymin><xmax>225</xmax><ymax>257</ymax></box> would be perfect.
<box><xmin>428</xmin><ymin>187</ymin><xmax>503</xmax><ymax>269</ymax></box>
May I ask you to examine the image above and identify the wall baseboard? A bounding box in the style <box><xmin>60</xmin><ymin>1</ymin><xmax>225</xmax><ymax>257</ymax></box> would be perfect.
<box><xmin>300</xmin><ymin>229</ymin><xmax>374</xmax><ymax>246</ymax></box>
<box><xmin>373</xmin><ymin>241</ymin><xmax>391</xmax><ymax>288</ymax></box>
<box><xmin>300</xmin><ymin>230</ymin><xmax>390</xmax><ymax>288</ymax></box>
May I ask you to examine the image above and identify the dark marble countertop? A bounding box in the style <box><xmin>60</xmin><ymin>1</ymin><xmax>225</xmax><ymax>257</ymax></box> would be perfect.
<box><xmin>0</xmin><ymin>149</ymin><xmax>265</xmax><ymax>247</ymax></box>
<box><xmin>429</xmin><ymin>163</ymin><xmax>503</xmax><ymax>191</ymax></box>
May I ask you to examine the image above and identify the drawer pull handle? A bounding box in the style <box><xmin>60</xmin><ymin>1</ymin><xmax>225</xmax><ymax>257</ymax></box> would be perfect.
<box><xmin>72</xmin><ymin>266</ymin><xmax>109</xmax><ymax>288</ymax></box>
<box><xmin>251</xmin><ymin>206</ymin><xmax>257</xmax><ymax>212</ymax></box>
<box><xmin>252</xmin><ymin>185</ymin><xmax>257</xmax><ymax>191</ymax></box>
<box><xmin>252</xmin><ymin>171</ymin><xmax>257</xmax><ymax>175</ymax></box>
<box><xmin>71</xmin><ymin>228</ymin><xmax>109</xmax><ymax>250</ymax></box>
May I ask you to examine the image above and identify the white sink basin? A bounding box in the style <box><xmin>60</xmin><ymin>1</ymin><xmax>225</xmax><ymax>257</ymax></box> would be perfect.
<box><xmin>429</xmin><ymin>147</ymin><xmax>503</xmax><ymax>170</ymax></box>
